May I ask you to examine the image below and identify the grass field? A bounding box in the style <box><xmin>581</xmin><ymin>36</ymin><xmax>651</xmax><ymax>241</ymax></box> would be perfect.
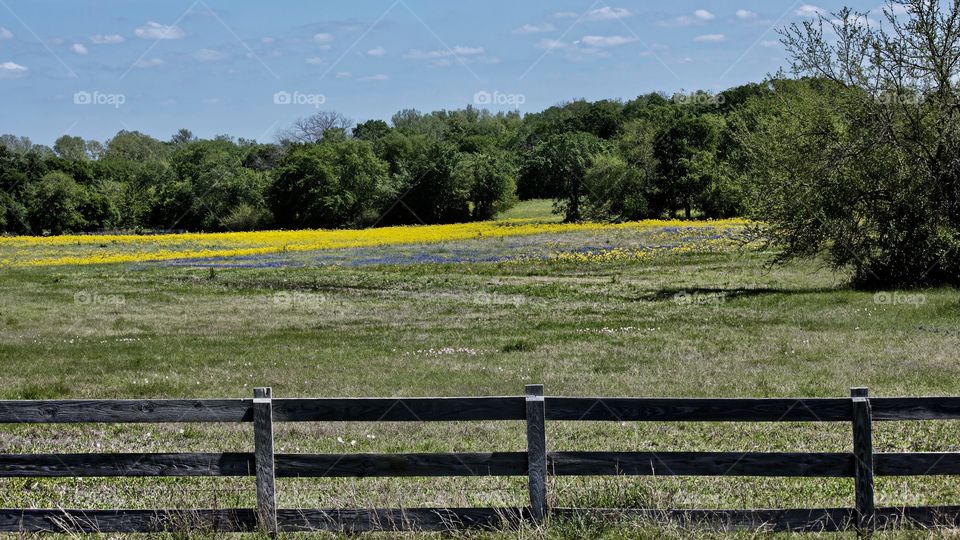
<box><xmin>0</xmin><ymin>201</ymin><xmax>958</xmax><ymax>538</ymax></box>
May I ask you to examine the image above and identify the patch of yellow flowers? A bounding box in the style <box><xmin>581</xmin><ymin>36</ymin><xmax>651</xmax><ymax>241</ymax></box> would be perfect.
<box><xmin>0</xmin><ymin>218</ymin><xmax>750</xmax><ymax>267</ymax></box>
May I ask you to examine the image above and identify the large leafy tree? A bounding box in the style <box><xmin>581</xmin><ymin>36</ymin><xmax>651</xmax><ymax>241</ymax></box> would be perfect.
<box><xmin>53</xmin><ymin>135</ymin><xmax>88</xmax><ymax>161</ymax></box>
<box><xmin>453</xmin><ymin>152</ymin><xmax>517</xmax><ymax>220</ymax></box>
<box><xmin>582</xmin><ymin>154</ymin><xmax>648</xmax><ymax>221</ymax></box>
<box><xmin>269</xmin><ymin>136</ymin><xmax>392</xmax><ymax>228</ymax></box>
<box><xmin>653</xmin><ymin>114</ymin><xmax>720</xmax><ymax>218</ymax></box>
<box><xmin>23</xmin><ymin>172</ymin><xmax>89</xmax><ymax>234</ymax></box>
<box><xmin>520</xmin><ymin>132</ymin><xmax>608</xmax><ymax>221</ymax></box>
<box><xmin>740</xmin><ymin>0</ymin><xmax>960</xmax><ymax>287</ymax></box>
<box><xmin>396</xmin><ymin>138</ymin><xmax>470</xmax><ymax>224</ymax></box>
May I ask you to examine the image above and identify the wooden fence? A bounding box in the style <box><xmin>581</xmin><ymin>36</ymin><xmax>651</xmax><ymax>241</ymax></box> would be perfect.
<box><xmin>2</xmin><ymin>385</ymin><xmax>960</xmax><ymax>534</ymax></box>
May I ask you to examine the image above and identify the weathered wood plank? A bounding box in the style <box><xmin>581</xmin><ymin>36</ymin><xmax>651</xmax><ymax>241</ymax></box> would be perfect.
<box><xmin>525</xmin><ymin>384</ymin><xmax>548</xmax><ymax>521</ymax></box>
<box><xmin>875</xmin><ymin>452</ymin><xmax>960</xmax><ymax>476</ymax></box>
<box><xmin>4</xmin><ymin>506</ymin><xmax>960</xmax><ymax>533</ymax></box>
<box><xmin>0</xmin><ymin>509</ymin><xmax>258</xmax><ymax>533</ymax></box>
<box><xmin>0</xmin><ymin>397</ymin><xmax>526</xmax><ymax>424</ymax></box>
<box><xmin>0</xmin><ymin>400</ymin><xmax>251</xmax><ymax>424</ymax></box>
<box><xmin>544</xmin><ymin>397</ymin><xmax>852</xmax><ymax>422</ymax></box>
<box><xmin>851</xmin><ymin>388</ymin><xmax>875</xmax><ymax>531</ymax></box>
<box><xmin>884</xmin><ymin>505</ymin><xmax>960</xmax><ymax>528</ymax></box>
<box><xmin>555</xmin><ymin>506</ymin><xmax>960</xmax><ymax>532</ymax></box>
<box><xmin>272</xmin><ymin>397</ymin><xmax>525</xmax><ymax>422</ymax></box>
<box><xmin>5</xmin><ymin>395</ymin><xmax>960</xmax><ymax>424</ymax></box>
<box><xmin>0</xmin><ymin>450</ymin><xmax>868</xmax><ymax>478</ymax></box>
<box><xmin>0</xmin><ymin>452</ymin><xmax>527</xmax><ymax>478</ymax></box>
<box><xmin>0</xmin><ymin>508</ymin><xmax>523</xmax><ymax>533</ymax></box>
<box><xmin>253</xmin><ymin>387</ymin><xmax>277</xmax><ymax>536</ymax></box>
<box><xmin>277</xmin><ymin>508</ymin><xmax>526</xmax><ymax>532</ymax></box>
<box><xmin>0</xmin><ymin>453</ymin><xmax>254</xmax><ymax>477</ymax></box>
<box><xmin>551</xmin><ymin>507</ymin><xmax>855</xmax><ymax>532</ymax></box>
<box><xmin>549</xmin><ymin>451</ymin><xmax>853</xmax><ymax>477</ymax></box>
<box><xmin>0</xmin><ymin>452</ymin><xmax>528</xmax><ymax>478</ymax></box>
<box><xmin>871</xmin><ymin>397</ymin><xmax>960</xmax><ymax>421</ymax></box>
<box><xmin>276</xmin><ymin>452</ymin><xmax>528</xmax><ymax>477</ymax></box>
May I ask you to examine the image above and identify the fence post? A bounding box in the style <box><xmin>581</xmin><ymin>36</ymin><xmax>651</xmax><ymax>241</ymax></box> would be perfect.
<box><xmin>851</xmin><ymin>387</ymin><xmax>875</xmax><ymax>532</ymax></box>
<box><xmin>253</xmin><ymin>387</ymin><xmax>277</xmax><ymax>536</ymax></box>
<box><xmin>525</xmin><ymin>384</ymin><xmax>548</xmax><ymax>523</ymax></box>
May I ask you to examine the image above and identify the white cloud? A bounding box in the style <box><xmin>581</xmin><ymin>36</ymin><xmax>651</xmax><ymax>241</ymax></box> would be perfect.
<box><xmin>335</xmin><ymin>71</ymin><xmax>351</xmax><ymax>78</ymax></box>
<box><xmin>736</xmin><ymin>9</ymin><xmax>757</xmax><ymax>19</ymax></box>
<box><xmin>366</xmin><ymin>46</ymin><xmax>386</xmax><ymax>57</ymax></box>
<box><xmin>91</xmin><ymin>34</ymin><xmax>124</xmax><ymax>44</ymax></box>
<box><xmin>585</xmin><ymin>7</ymin><xmax>632</xmax><ymax>21</ymax></box>
<box><xmin>312</xmin><ymin>33</ymin><xmax>334</xmax><ymax>44</ymax></box>
<box><xmin>535</xmin><ymin>39</ymin><xmax>566</xmax><ymax>50</ymax></box>
<box><xmin>579</xmin><ymin>35</ymin><xmax>638</xmax><ymax>47</ymax></box>
<box><xmin>305</xmin><ymin>57</ymin><xmax>325</xmax><ymax>65</ymax></box>
<box><xmin>760</xmin><ymin>40</ymin><xmax>780</xmax><ymax>48</ymax></box>
<box><xmin>262</xmin><ymin>36</ymin><xmax>275</xmax><ymax>44</ymax></box>
<box><xmin>693</xmin><ymin>9</ymin><xmax>715</xmax><ymax>20</ymax></box>
<box><xmin>0</xmin><ymin>61</ymin><xmax>28</xmax><ymax>79</ymax></box>
<box><xmin>663</xmin><ymin>9</ymin><xmax>717</xmax><ymax>26</ymax></box>
<box><xmin>405</xmin><ymin>46</ymin><xmax>485</xmax><ymax>60</ymax></box>
<box><xmin>553</xmin><ymin>11</ymin><xmax>578</xmax><ymax>19</ymax></box>
<box><xmin>133</xmin><ymin>57</ymin><xmax>164</xmax><ymax>68</ymax></box>
<box><xmin>135</xmin><ymin>21</ymin><xmax>185</xmax><ymax>40</ymax></box>
<box><xmin>796</xmin><ymin>4</ymin><xmax>825</xmax><ymax>17</ymax></box>
<box><xmin>71</xmin><ymin>43</ymin><xmax>88</xmax><ymax>55</ymax></box>
<box><xmin>514</xmin><ymin>23</ymin><xmax>555</xmax><ymax>34</ymax></box>
<box><xmin>360</xmin><ymin>74</ymin><xmax>388</xmax><ymax>81</ymax></box>
<box><xmin>694</xmin><ymin>34</ymin><xmax>726</xmax><ymax>42</ymax></box>
<box><xmin>194</xmin><ymin>49</ymin><xmax>225</xmax><ymax>61</ymax></box>
<box><xmin>0</xmin><ymin>27</ymin><xmax>12</xmax><ymax>40</ymax></box>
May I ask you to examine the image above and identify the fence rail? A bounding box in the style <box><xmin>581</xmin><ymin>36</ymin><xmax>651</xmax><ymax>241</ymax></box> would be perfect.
<box><xmin>2</xmin><ymin>385</ymin><xmax>960</xmax><ymax>533</ymax></box>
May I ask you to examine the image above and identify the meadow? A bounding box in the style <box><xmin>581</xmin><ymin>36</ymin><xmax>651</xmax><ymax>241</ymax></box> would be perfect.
<box><xmin>0</xmin><ymin>202</ymin><xmax>958</xmax><ymax>539</ymax></box>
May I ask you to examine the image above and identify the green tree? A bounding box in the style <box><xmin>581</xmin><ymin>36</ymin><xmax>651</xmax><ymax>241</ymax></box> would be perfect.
<box><xmin>520</xmin><ymin>132</ymin><xmax>608</xmax><ymax>221</ymax></box>
<box><xmin>24</xmin><ymin>171</ymin><xmax>88</xmax><ymax>234</ymax></box>
<box><xmin>352</xmin><ymin>119</ymin><xmax>391</xmax><ymax>142</ymax></box>
<box><xmin>269</xmin><ymin>138</ymin><xmax>392</xmax><ymax>228</ymax></box>
<box><xmin>158</xmin><ymin>138</ymin><xmax>269</xmax><ymax>230</ymax></box>
<box><xmin>739</xmin><ymin>0</ymin><xmax>960</xmax><ymax>286</ymax></box>
<box><xmin>583</xmin><ymin>154</ymin><xmax>648</xmax><ymax>221</ymax></box>
<box><xmin>105</xmin><ymin>131</ymin><xmax>166</xmax><ymax>162</ymax></box>
<box><xmin>396</xmin><ymin>139</ymin><xmax>470</xmax><ymax>224</ymax></box>
<box><xmin>170</xmin><ymin>129</ymin><xmax>195</xmax><ymax>146</ymax></box>
<box><xmin>653</xmin><ymin>115</ymin><xmax>720</xmax><ymax>218</ymax></box>
<box><xmin>53</xmin><ymin>135</ymin><xmax>88</xmax><ymax>161</ymax></box>
<box><xmin>453</xmin><ymin>153</ymin><xmax>517</xmax><ymax>220</ymax></box>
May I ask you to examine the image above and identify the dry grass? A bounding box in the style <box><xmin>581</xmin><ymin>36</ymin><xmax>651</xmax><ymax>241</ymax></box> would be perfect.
<box><xmin>0</xmin><ymin>227</ymin><xmax>958</xmax><ymax>538</ymax></box>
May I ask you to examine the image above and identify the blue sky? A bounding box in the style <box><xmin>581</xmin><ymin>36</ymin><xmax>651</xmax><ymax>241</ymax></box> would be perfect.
<box><xmin>0</xmin><ymin>0</ymin><xmax>882</xmax><ymax>145</ymax></box>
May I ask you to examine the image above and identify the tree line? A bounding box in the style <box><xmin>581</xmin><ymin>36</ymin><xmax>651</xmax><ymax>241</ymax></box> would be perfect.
<box><xmin>1</xmin><ymin>86</ymin><xmax>767</xmax><ymax>237</ymax></box>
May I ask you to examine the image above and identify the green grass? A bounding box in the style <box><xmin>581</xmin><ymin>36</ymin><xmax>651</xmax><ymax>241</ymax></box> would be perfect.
<box><xmin>0</xmin><ymin>230</ymin><xmax>958</xmax><ymax>538</ymax></box>
<box><xmin>495</xmin><ymin>199</ymin><xmax>562</xmax><ymax>222</ymax></box>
